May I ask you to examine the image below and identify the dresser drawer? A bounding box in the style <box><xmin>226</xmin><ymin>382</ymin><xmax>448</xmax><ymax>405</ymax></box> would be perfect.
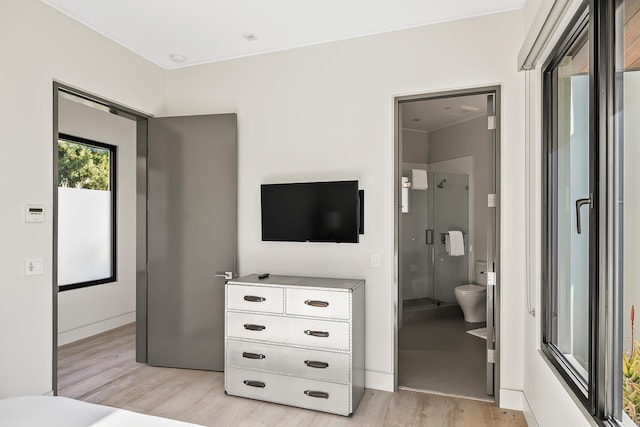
<box><xmin>226</xmin><ymin>312</ymin><xmax>350</xmax><ymax>351</ymax></box>
<box><xmin>227</xmin><ymin>285</ymin><xmax>283</xmax><ymax>314</ymax></box>
<box><xmin>286</xmin><ymin>288</ymin><xmax>350</xmax><ymax>320</ymax></box>
<box><xmin>226</xmin><ymin>339</ymin><xmax>350</xmax><ymax>383</ymax></box>
<box><xmin>225</xmin><ymin>367</ymin><xmax>350</xmax><ymax>416</ymax></box>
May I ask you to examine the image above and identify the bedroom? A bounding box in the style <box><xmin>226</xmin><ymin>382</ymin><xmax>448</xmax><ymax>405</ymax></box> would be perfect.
<box><xmin>0</xmin><ymin>0</ymin><xmax>613</xmax><ymax>426</ymax></box>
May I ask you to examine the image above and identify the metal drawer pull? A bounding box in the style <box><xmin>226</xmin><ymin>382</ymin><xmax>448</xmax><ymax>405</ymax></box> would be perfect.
<box><xmin>304</xmin><ymin>360</ymin><xmax>329</xmax><ymax>369</ymax></box>
<box><xmin>243</xmin><ymin>380</ymin><xmax>266</xmax><ymax>388</ymax></box>
<box><xmin>304</xmin><ymin>330</ymin><xmax>329</xmax><ymax>338</ymax></box>
<box><xmin>244</xmin><ymin>324</ymin><xmax>266</xmax><ymax>331</ymax></box>
<box><xmin>304</xmin><ymin>300</ymin><xmax>329</xmax><ymax>308</ymax></box>
<box><xmin>243</xmin><ymin>352</ymin><xmax>266</xmax><ymax>360</ymax></box>
<box><xmin>243</xmin><ymin>295</ymin><xmax>266</xmax><ymax>302</ymax></box>
<box><xmin>304</xmin><ymin>390</ymin><xmax>329</xmax><ymax>399</ymax></box>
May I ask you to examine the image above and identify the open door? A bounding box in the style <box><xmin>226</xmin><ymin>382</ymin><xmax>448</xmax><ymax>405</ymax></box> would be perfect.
<box><xmin>146</xmin><ymin>114</ymin><xmax>237</xmax><ymax>371</ymax></box>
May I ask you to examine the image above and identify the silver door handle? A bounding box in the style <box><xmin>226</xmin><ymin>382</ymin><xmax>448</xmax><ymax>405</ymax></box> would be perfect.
<box><xmin>575</xmin><ymin>194</ymin><xmax>593</xmax><ymax>234</ymax></box>
<box><xmin>215</xmin><ymin>271</ymin><xmax>233</xmax><ymax>280</ymax></box>
<box><xmin>426</xmin><ymin>229</ymin><xmax>434</xmax><ymax>245</ymax></box>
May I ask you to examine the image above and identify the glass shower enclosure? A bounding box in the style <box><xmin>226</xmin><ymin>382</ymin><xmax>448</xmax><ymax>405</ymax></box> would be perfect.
<box><xmin>401</xmin><ymin>168</ymin><xmax>470</xmax><ymax>314</ymax></box>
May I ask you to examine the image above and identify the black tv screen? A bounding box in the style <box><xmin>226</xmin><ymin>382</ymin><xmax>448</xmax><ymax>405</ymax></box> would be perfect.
<box><xmin>261</xmin><ymin>180</ymin><xmax>361</xmax><ymax>243</ymax></box>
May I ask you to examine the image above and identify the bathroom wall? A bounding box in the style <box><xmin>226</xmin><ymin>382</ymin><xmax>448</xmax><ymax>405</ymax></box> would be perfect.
<box><xmin>429</xmin><ymin>156</ymin><xmax>474</xmax><ymax>282</ymax></box>
<box><xmin>428</xmin><ymin>116</ymin><xmax>491</xmax><ymax>265</ymax></box>
<box><xmin>402</xmin><ymin>129</ymin><xmax>429</xmax><ymax>163</ymax></box>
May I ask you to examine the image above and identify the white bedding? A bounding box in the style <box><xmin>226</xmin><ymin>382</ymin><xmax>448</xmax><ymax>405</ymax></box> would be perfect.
<box><xmin>0</xmin><ymin>396</ymin><xmax>204</xmax><ymax>427</ymax></box>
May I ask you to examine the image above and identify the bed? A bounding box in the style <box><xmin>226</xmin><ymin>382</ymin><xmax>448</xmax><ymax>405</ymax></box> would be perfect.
<box><xmin>0</xmin><ymin>396</ymin><xmax>204</xmax><ymax>427</ymax></box>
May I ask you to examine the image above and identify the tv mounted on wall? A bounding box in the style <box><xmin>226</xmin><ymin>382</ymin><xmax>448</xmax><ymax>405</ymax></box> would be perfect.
<box><xmin>261</xmin><ymin>180</ymin><xmax>364</xmax><ymax>243</ymax></box>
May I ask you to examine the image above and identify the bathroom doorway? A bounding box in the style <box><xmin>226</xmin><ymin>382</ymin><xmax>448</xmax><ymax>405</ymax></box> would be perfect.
<box><xmin>394</xmin><ymin>86</ymin><xmax>500</xmax><ymax>403</ymax></box>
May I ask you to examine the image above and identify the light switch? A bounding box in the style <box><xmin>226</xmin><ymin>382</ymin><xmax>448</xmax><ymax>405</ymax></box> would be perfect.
<box><xmin>370</xmin><ymin>253</ymin><xmax>380</xmax><ymax>268</ymax></box>
<box><xmin>25</xmin><ymin>258</ymin><xmax>43</xmax><ymax>276</ymax></box>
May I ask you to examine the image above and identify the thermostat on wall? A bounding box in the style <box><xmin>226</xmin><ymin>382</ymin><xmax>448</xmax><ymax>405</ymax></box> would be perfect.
<box><xmin>25</xmin><ymin>204</ymin><xmax>45</xmax><ymax>223</ymax></box>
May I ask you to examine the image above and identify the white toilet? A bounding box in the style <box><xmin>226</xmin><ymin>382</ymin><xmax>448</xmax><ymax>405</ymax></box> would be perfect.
<box><xmin>454</xmin><ymin>261</ymin><xmax>487</xmax><ymax>323</ymax></box>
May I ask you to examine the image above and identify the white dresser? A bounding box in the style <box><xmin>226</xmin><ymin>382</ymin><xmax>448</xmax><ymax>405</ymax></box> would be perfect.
<box><xmin>224</xmin><ymin>274</ymin><xmax>365</xmax><ymax>416</ymax></box>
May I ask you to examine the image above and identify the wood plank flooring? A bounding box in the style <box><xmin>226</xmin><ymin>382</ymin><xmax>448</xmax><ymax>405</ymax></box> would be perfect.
<box><xmin>58</xmin><ymin>323</ymin><xmax>527</xmax><ymax>426</ymax></box>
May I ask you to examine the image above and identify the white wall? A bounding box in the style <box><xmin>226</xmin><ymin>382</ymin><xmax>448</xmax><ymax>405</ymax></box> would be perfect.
<box><xmin>0</xmin><ymin>0</ymin><xmax>164</xmax><ymax>398</ymax></box>
<box><xmin>164</xmin><ymin>10</ymin><xmax>526</xmax><ymax>394</ymax></box>
<box><xmin>0</xmin><ymin>0</ymin><xmax>528</xmax><ymax>403</ymax></box>
<box><xmin>57</xmin><ymin>97</ymin><xmax>137</xmax><ymax>345</ymax></box>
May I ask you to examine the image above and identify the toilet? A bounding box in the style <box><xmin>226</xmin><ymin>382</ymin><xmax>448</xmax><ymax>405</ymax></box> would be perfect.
<box><xmin>454</xmin><ymin>261</ymin><xmax>487</xmax><ymax>323</ymax></box>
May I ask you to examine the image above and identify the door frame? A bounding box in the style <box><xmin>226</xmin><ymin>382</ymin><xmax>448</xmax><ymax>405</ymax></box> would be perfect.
<box><xmin>52</xmin><ymin>81</ymin><xmax>152</xmax><ymax>394</ymax></box>
<box><xmin>393</xmin><ymin>85</ymin><xmax>502</xmax><ymax>405</ymax></box>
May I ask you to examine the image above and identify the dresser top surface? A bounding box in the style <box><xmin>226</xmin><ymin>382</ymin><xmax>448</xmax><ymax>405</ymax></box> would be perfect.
<box><xmin>228</xmin><ymin>274</ymin><xmax>364</xmax><ymax>290</ymax></box>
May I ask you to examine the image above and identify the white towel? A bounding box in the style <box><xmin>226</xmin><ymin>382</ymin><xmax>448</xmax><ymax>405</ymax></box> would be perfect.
<box><xmin>411</xmin><ymin>169</ymin><xmax>428</xmax><ymax>190</ymax></box>
<box><xmin>447</xmin><ymin>231</ymin><xmax>465</xmax><ymax>256</ymax></box>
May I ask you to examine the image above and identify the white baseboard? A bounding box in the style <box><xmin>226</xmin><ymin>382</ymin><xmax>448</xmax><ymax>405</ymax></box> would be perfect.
<box><xmin>500</xmin><ymin>389</ymin><xmax>540</xmax><ymax>426</ymax></box>
<box><xmin>365</xmin><ymin>370</ymin><xmax>394</xmax><ymax>392</ymax></box>
<box><xmin>522</xmin><ymin>393</ymin><xmax>540</xmax><ymax>427</ymax></box>
<box><xmin>499</xmin><ymin>388</ymin><xmax>524</xmax><ymax>411</ymax></box>
<box><xmin>58</xmin><ymin>312</ymin><xmax>135</xmax><ymax>346</ymax></box>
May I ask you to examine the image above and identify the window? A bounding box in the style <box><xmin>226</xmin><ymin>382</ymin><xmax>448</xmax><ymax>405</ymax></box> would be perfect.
<box><xmin>619</xmin><ymin>0</ymin><xmax>640</xmax><ymax>424</ymax></box>
<box><xmin>542</xmin><ymin>7</ymin><xmax>591</xmax><ymax>396</ymax></box>
<box><xmin>542</xmin><ymin>0</ymin><xmax>640</xmax><ymax>424</ymax></box>
<box><xmin>57</xmin><ymin>134</ymin><xmax>117</xmax><ymax>291</ymax></box>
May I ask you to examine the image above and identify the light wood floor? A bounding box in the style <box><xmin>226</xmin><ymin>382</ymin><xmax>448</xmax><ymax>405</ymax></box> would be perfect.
<box><xmin>58</xmin><ymin>323</ymin><xmax>527</xmax><ymax>426</ymax></box>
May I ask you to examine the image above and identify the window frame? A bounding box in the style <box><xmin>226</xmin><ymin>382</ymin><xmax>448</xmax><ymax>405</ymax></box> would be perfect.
<box><xmin>540</xmin><ymin>0</ymin><xmax>624</xmax><ymax>425</ymax></box>
<box><xmin>541</xmin><ymin>2</ymin><xmax>593</xmax><ymax>407</ymax></box>
<box><xmin>57</xmin><ymin>133</ymin><xmax>118</xmax><ymax>292</ymax></box>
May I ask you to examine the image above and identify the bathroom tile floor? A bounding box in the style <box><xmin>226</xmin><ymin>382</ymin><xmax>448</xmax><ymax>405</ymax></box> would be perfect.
<box><xmin>398</xmin><ymin>309</ymin><xmax>489</xmax><ymax>401</ymax></box>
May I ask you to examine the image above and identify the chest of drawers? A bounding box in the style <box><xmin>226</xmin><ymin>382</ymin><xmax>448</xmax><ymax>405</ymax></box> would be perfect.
<box><xmin>224</xmin><ymin>275</ymin><xmax>365</xmax><ymax>416</ymax></box>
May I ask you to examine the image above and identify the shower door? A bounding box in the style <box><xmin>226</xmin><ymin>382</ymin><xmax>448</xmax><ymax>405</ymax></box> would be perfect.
<box><xmin>486</xmin><ymin>93</ymin><xmax>497</xmax><ymax>397</ymax></box>
<box><xmin>432</xmin><ymin>172</ymin><xmax>470</xmax><ymax>304</ymax></box>
<box><xmin>401</xmin><ymin>165</ymin><xmax>435</xmax><ymax>308</ymax></box>
<box><xmin>400</xmin><ymin>168</ymin><xmax>469</xmax><ymax>309</ymax></box>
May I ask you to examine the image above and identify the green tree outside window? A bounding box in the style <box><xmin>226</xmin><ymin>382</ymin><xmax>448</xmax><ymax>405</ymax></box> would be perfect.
<box><xmin>58</xmin><ymin>140</ymin><xmax>110</xmax><ymax>190</ymax></box>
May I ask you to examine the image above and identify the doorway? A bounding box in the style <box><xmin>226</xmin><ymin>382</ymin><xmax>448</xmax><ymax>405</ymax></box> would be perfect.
<box><xmin>394</xmin><ymin>86</ymin><xmax>501</xmax><ymax>404</ymax></box>
<box><xmin>52</xmin><ymin>83</ymin><xmax>238</xmax><ymax>393</ymax></box>
<box><xmin>52</xmin><ymin>83</ymin><xmax>149</xmax><ymax>394</ymax></box>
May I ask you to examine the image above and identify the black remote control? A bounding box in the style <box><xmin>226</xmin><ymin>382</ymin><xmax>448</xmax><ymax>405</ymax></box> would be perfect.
<box><xmin>258</xmin><ymin>273</ymin><xmax>270</xmax><ymax>279</ymax></box>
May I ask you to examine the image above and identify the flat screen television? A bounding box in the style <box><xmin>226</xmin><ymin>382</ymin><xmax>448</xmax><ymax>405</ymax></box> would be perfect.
<box><xmin>261</xmin><ymin>180</ymin><xmax>363</xmax><ymax>243</ymax></box>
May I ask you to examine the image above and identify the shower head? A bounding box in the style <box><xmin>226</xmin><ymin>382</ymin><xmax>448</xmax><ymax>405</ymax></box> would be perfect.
<box><xmin>437</xmin><ymin>179</ymin><xmax>446</xmax><ymax>189</ymax></box>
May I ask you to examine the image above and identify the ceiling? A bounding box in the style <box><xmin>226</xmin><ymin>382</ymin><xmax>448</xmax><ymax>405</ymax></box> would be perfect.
<box><xmin>41</xmin><ymin>0</ymin><xmax>525</xmax><ymax>69</ymax></box>
<box><xmin>401</xmin><ymin>94</ymin><xmax>488</xmax><ymax>133</ymax></box>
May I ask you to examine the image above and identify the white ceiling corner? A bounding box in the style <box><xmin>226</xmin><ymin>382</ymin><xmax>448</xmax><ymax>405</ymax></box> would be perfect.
<box><xmin>41</xmin><ymin>0</ymin><xmax>525</xmax><ymax>69</ymax></box>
